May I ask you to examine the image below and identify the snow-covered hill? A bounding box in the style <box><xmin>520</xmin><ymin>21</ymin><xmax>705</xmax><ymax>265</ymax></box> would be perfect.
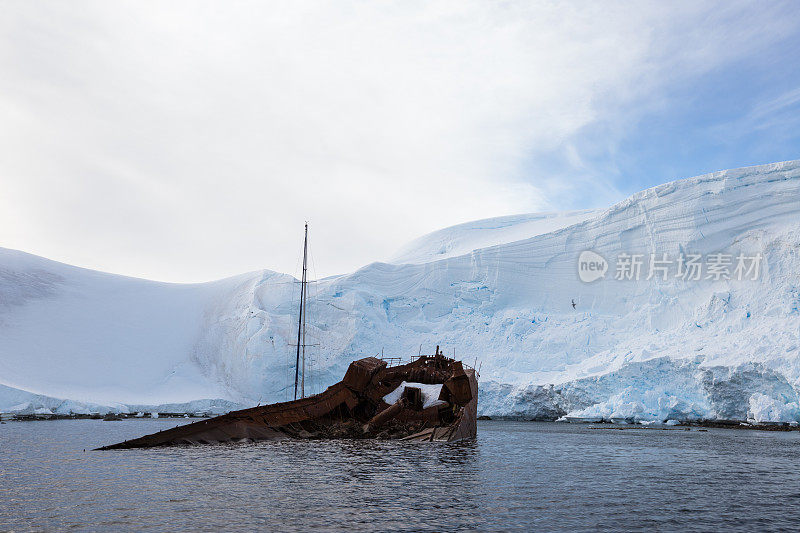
<box><xmin>2</xmin><ymin>160</ymin><xmax>800</xmax><ymax>422</ymax></box>
<box><xmin>388</xmin><ymin>209</ymin><xmax>600</xmax><ymax>265</ymax></box>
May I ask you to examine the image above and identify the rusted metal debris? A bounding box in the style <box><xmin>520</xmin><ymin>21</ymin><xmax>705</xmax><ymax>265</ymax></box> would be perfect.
<box><xmin>97</xmin><ymin>350</ymin><xmax>478</xmax><ymax>449</ymax></box>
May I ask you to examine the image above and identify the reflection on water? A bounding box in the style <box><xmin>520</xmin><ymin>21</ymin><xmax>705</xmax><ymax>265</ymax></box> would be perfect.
<box><xmin>2</xmin><ymin>420</ymin><xmax>800</xmax><ymax>531</ymax></box>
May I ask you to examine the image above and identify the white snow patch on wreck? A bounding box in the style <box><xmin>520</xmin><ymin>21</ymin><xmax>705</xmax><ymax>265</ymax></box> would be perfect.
<box><xmin>383</xmin><ymin>382</ymin><xmax>447</xmax><ymax>409</ymax></box>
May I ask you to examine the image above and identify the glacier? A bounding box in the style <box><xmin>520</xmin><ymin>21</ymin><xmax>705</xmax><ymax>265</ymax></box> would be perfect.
<box><xmin>1</xmin><ymin>160</ymin><xmax>800</xmax><ymax>422</ymax></box>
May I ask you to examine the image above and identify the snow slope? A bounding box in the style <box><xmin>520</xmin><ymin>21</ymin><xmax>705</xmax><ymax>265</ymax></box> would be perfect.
<box><xmin>388</xmin><ymin>210</ymin><xmax>600</xmax><ymax>265</ymax></box>
<box><xmin>0</xmin><ymin>249</ymin><xmax>286</xmax><ymax>411</ymax></box>
<box><xmin>2</xmin><ymin>160</ymin><xmax>800</xmax><ymax>421</ymax></box>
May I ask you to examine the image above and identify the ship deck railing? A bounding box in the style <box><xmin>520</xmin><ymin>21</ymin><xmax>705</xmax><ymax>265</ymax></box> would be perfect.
<box><xmin>377</xmin><ymin>354</ymin><xmax>476</xmax><ymax>372</ymax></box>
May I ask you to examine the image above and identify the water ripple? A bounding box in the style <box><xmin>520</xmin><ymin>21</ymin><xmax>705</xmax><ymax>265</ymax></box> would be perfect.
<box><xmin>2</xmin><ymin>420</ymin><xmax>800</xmax><ymax>531</ymax></box>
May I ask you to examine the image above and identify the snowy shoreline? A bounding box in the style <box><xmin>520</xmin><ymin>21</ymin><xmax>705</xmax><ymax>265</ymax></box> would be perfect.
<box><xmin>5</xmin><ymin>415</ymin><xmax>800</xmax><ymax>435</ymax></box>
<box><xmin>3</xmin><ymin>412</ymin><xmax>209</xmax><ymax>422</ymax></box>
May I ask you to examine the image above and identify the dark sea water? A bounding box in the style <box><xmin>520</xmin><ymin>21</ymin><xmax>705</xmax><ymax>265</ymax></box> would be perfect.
<box><xmin>2</xmin><ymin>419</ymin><xmax>800</xmax><ymax>532</ymax></box>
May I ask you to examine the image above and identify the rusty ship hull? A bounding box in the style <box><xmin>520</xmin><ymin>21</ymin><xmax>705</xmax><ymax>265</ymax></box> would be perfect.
<box><xmin>98</xmin><ymin>353</ymin><xmax>477</xmax><ymax>449</ymax></box>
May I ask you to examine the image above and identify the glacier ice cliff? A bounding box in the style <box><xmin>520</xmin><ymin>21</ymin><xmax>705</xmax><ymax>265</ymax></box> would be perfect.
<box><xmin>1</xmin><ymin>160</ymin><xmax>800</xmax><ymax>421</ymax></box>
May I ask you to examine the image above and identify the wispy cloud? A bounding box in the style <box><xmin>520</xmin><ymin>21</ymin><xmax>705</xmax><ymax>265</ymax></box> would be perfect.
<box><xmin>745</xmin><ymin>87</ymin><xmax>800</xmax><ymax>129</ymax></box>
<box><xmin>0</xmin><ymin>1</ymin><xmax>798</xmax><ymax>281</ymax></box>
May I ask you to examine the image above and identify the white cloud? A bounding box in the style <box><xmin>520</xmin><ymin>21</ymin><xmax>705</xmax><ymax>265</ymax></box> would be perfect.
<box><xmin>0</xmin><ymin>1</ymin><xmax>798</xmax><ymax>281</ymax></box>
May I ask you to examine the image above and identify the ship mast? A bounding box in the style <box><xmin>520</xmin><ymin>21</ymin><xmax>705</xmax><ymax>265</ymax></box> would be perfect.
<box><xmin>293</xmin><ymin>222</ymin><xmax>308</xmax><ymax>400</ymax></box>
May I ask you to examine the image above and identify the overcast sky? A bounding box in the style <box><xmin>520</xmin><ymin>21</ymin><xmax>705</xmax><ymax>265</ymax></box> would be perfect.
<box><xmin>2</xmin><ymin>1</ymin><xmax>800</xmax><ymax>282</ymax></box>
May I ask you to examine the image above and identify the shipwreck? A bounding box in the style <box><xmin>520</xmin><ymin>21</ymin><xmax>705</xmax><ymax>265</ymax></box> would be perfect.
<box><xmin>98</xmin><ymin>349</ymin><xmax>477</xmax><ymax>448</ymax></box>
